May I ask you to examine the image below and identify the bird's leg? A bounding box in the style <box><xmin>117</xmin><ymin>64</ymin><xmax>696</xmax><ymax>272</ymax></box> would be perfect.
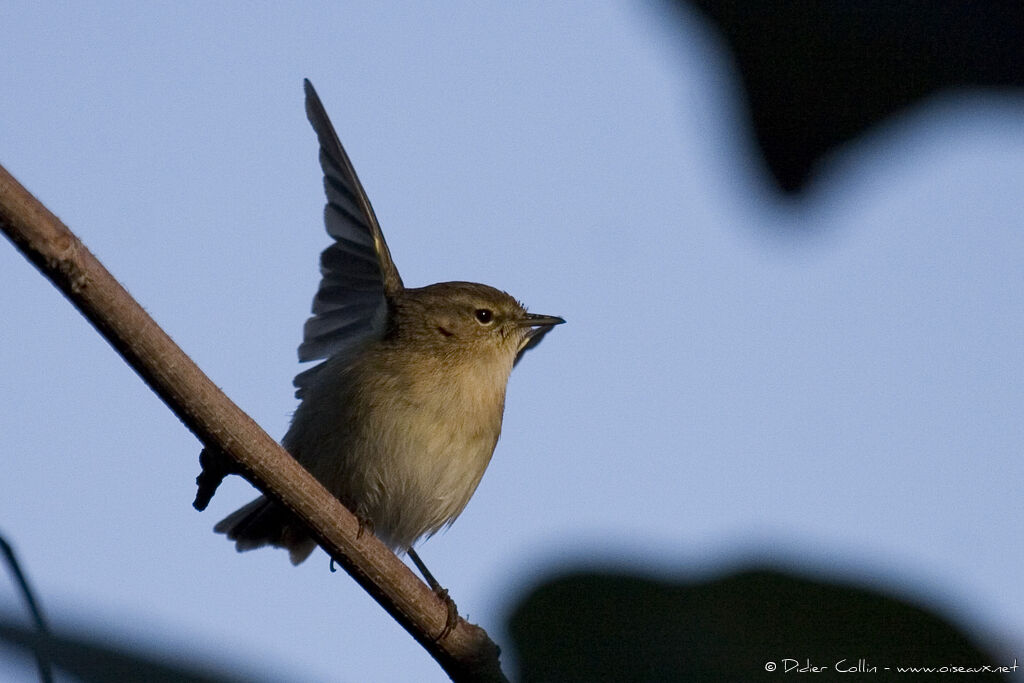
<box><xmin>408</xmin><ymin>548</ymin><xmax>458</xmax><ymax>640</ymax></box>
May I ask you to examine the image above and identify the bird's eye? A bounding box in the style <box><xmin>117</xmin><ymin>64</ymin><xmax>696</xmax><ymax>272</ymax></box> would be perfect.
<box><xmin>474</xmin><ymin>308</ymin><xmax>494</xmax><ymax>324</ymax></box>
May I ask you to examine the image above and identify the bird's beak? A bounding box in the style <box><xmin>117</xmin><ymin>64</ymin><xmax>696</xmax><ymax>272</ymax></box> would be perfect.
<box><xmin>518</xmin><ymin>313</ymin><xmax>566</xmax><ymax>339</ymax></box>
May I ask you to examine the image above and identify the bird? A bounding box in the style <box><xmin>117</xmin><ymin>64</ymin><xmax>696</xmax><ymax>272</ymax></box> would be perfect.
<box><xmin>207</xmin><ymin>80</ymin><xmax>563</xmax><ymax>610</ymax></box>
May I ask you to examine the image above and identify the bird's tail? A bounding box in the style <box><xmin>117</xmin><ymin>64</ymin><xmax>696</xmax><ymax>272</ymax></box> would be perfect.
<box><xmin>214</xmin><ymin>496</ymin><xmax>318</xmax><ymax>565</ymax></box>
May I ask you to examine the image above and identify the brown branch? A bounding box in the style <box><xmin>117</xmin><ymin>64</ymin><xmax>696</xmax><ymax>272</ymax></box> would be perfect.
<box><xmin>0</xmin><ymin>163</ymin><xmax>508</xmax><ymax>682</ymax></box>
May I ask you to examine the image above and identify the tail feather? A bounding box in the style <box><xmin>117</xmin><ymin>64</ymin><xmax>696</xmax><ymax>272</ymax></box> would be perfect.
<box><xmin>214</xmin><ymin>496</ymin><xmax>318</xmax><ymax>565</ymax></box>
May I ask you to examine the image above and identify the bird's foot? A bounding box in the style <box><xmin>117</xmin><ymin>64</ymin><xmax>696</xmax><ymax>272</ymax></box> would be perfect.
<box><xmin>432</xmin><ymin>586</ymin><xmax>459</xmax><ymax>641</ymax></box>
<box><xmin>407</xmin><ymin>548</ymin><xmax>459</xmax><ymax>640</ymax></box>
<box><xmin>355</xmin><ymin>513</ymin><xmax>374</xmax><ymax>540</ymax></box>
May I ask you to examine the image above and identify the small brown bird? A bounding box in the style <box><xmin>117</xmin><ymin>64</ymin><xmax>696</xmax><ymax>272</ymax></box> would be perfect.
<box><xmin>212</xmin><ymin>81</ymin><xmax>563</xmax><ymax>600</ymax></box>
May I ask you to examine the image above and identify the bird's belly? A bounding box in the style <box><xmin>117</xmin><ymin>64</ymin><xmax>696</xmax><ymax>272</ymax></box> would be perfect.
<box><xmin>352</xmin><ymin>401</ymin><xmax>500</xmax><ymax>551</ymax></box>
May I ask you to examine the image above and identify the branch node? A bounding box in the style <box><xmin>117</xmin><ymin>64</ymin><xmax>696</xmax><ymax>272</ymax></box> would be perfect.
<box><xmin>193</xmin><ymin>447</ymin><xmax>238</xmax><ymax>511</ymax></box>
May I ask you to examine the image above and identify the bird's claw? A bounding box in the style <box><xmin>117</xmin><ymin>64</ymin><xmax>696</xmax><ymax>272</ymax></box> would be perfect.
<box><xmin>355</xmin><ymin>514</ymin><xmax>374</xmax><ymax>540</ymax></box>
<box><xmin>433</xmin><ymin>587</ymin><xmax>459</xmax><ymax>641</ymax></box>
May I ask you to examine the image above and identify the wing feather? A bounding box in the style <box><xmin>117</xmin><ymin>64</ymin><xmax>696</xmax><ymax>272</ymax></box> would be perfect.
<box><xmin>295</xmin><ymin>80</ymin><xmax>404</xmax><ymax>395</ymax></box>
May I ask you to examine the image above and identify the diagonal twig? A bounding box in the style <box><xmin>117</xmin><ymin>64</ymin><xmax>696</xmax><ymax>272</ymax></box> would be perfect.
<box><xmin>0</xmin><ymin>163</ymin><xmax>508</xmax><ymax>682</ymax></box>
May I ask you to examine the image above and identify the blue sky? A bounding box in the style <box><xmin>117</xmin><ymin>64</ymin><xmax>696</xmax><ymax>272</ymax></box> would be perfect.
<box><xmin>2</xmin><ymin>3</ymin><xmax>1022</xmax><ymax>680</ymax></box>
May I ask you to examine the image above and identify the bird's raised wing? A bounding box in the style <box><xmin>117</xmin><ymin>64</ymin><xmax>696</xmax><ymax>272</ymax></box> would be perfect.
<box><xmin>295</xmin><ymin>80</ymin><xmax>404</xmax><ymax>396</ymax></box>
